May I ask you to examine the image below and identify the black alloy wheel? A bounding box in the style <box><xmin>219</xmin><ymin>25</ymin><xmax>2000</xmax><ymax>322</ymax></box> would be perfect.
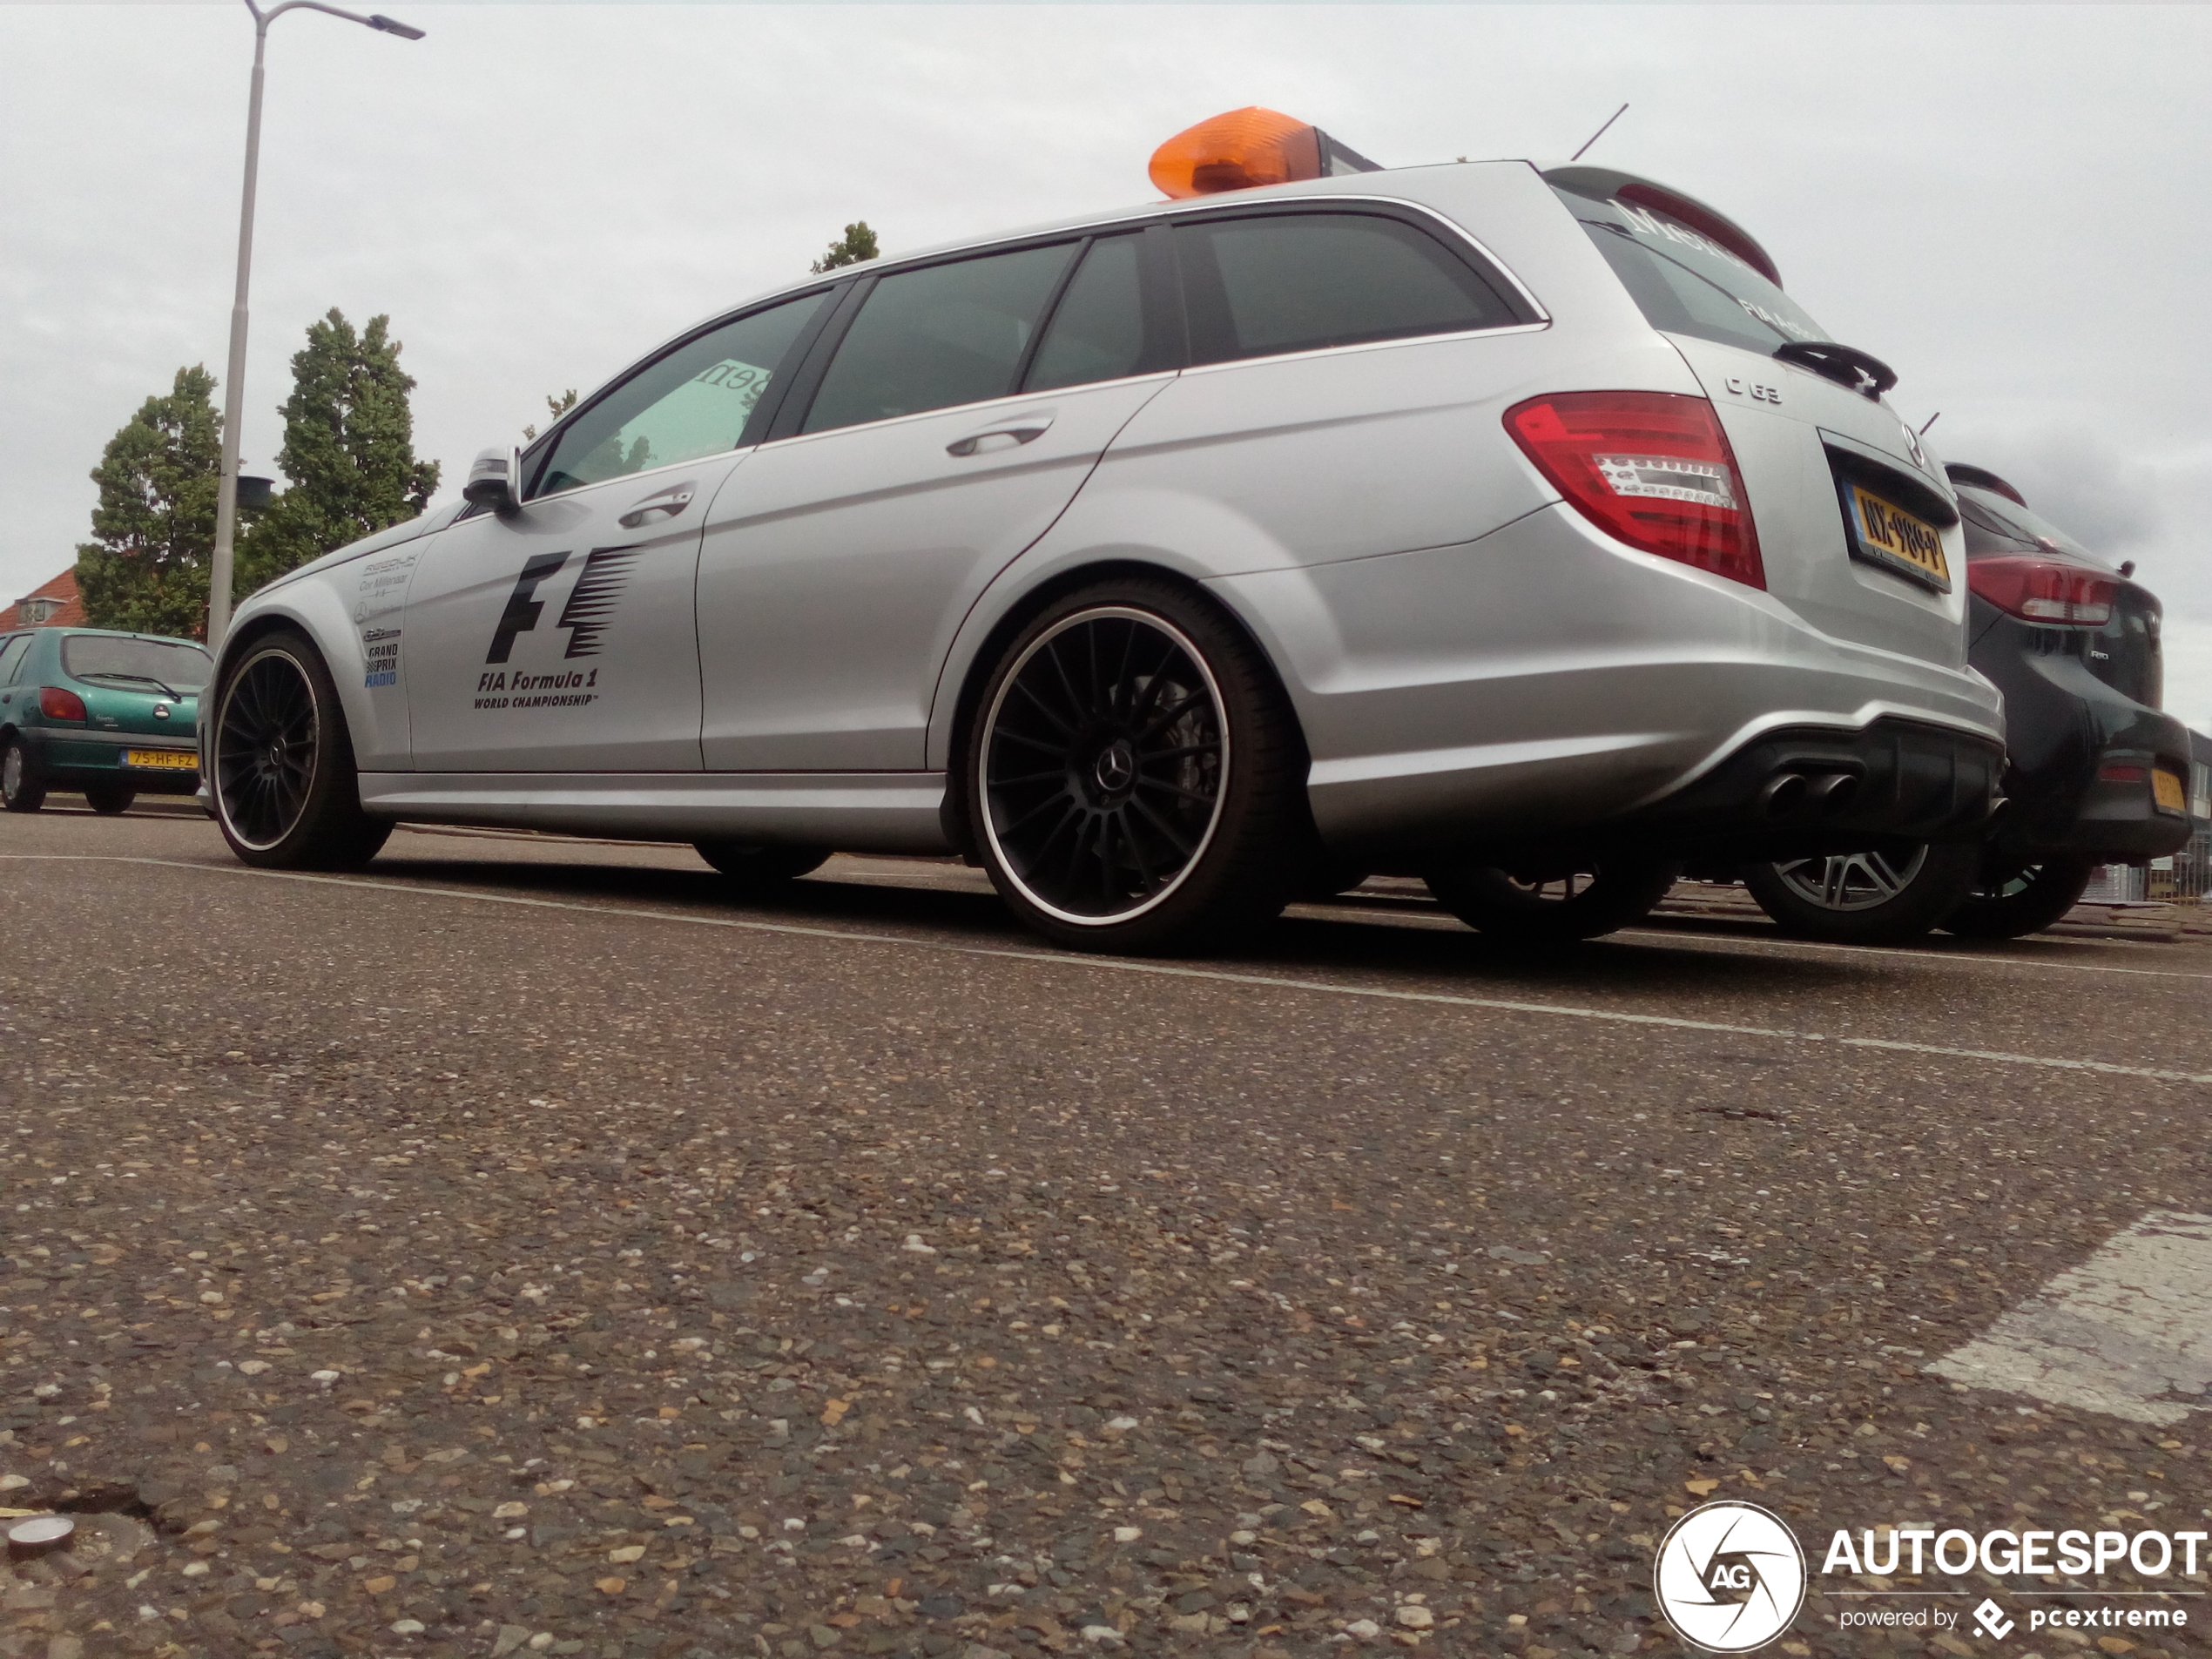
<box><xmin>83</xmin><ymin>783</ymin><xmax>136</xmax><ymax>816</ymax></box>
<box><xmin>1423</xmin><ymin>859</ymin><xmax>1681</xmax><ymax>942</ymax></box>
<box><xmin>969</xmin><ymin>582</ymin><xmax>1304</xmax><ymax>952</ymax></box>
<box><xmin>1</xmin><ymin>737</ymin><xmax>46</xmax><ymax>813</ymax></box>
<box><xmin>694</xmin><ymin>841</ymin><xmax>831</xmax><ymax>889</ymax></box>
<box><xmin>211</xmin><ymin>631</ymin><xmax>390</xmax><ymax>870</ymax></box>
<box><xmin>1940</xmin><ymin>854</ymin><xmax>2098</xmax><ymax>939</ymax></box>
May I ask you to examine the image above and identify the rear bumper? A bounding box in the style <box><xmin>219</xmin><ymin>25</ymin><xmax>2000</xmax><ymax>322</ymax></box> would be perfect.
<box><xmin>1971</xmin><ymin>628</ymin><xmax>2193</xmax><ymax>863</ymax></box>
<box><xmin>1213</xmin><ymin>502</ymin><xmax>2004</xmax><ymax>861</ymax></box>
<box><xmin>17</xmin><ymin>728</ymin><xmax>202</xmax><ymax>794</ymax></box>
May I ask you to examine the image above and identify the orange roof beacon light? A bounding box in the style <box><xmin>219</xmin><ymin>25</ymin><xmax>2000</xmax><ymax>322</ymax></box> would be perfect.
<box><xmin>1148</xmin><ymin>106</ymin><xmax>1383</xmax><ymax>199</ymax></box>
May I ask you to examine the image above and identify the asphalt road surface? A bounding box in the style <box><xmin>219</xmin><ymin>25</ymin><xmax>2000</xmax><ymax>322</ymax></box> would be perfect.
<box><xmin>2</xmin><ymin>804</ymin><xmax>2207</xmax><ymax>1659</ymax></box>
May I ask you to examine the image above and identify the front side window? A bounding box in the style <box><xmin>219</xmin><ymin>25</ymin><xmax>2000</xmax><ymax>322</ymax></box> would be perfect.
<box><xmin>536</xmin><ymin>290</ymin><xmax>833</xmax><ymax>498</ymax></box>
<box><xmin>60</xmin><ymin>634</ymin><xmax>212</xmax><ymax>693</ymax></box>
<box><xmin>1557</xmin><ymin>185</ymin><xmax>1830</xmax><ymax>355</ymax></box>
<box><xmin>1177</xmin><ymin>211</ymin><xmax>1522</xmax><ymax>366</ymax></box>
<box><xmin>1025</xmin><ymin>235</ymin><xmax>1148</xmax><ymax>393</ymax></box>
<box><xmin>802</xmin><ymin>244</ymin><xmax>1076</xmax><ymax>435</ymax></box>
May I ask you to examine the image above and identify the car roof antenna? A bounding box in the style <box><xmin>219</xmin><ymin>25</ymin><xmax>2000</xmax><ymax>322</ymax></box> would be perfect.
<box><xmin>1919</xmin><ymin>411</ymin><xmax>1942</xmax><ymax>435</ymax></box>
<box><xmin>1569</xmin><ymin>103</ymin><xmax>1629</xmax><ymax>163</ymax></box>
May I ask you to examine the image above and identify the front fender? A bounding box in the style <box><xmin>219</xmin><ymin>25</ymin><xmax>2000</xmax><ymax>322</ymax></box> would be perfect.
<box><xmin>208</xmin><ymin>541</ymin><xmax>428</xmax><ymax>772</ymax></box>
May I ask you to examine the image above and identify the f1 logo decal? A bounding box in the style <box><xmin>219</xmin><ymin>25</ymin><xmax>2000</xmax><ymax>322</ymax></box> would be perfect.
<box><xmin>487</xmin><ymin>552</ymin><xmax>570</xmax><ymax>664</ymax></box>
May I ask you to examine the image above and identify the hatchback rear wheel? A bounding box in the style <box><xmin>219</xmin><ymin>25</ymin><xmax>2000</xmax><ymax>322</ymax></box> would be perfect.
<box><xmin>968</xmin><ymin>581</ymin><xmax>1304</xmax><ymax>953</ymax></box>
<box><xmin>1742</xmin><ymin>841</ymin><xmax>1978</xmax><ymax>944</ymax></box>
<box><xmin>211</xmin><ymin>630</ymin><xmax>391</xmax><ymax>870</ymax></box>
<box><xmin>1</xmin><ymin>737</ymin><xmax>46</xmax><ymax>813</ymax></box>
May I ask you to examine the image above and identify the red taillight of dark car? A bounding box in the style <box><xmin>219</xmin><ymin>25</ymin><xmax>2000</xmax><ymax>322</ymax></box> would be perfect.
<box><xmin>1967</xmin><ymin>556</ymin><xmax>2116</xmax><ymax>626</ymax></box>
<box><xmin>1505</xmin><ymin>391</ymin><xmax>1765</xmax><ymax>590</ymax></box>
<box><xmin>37</xmin><ymin>685</ymin><xmax>87</xmax><ymax>721</ymax></box>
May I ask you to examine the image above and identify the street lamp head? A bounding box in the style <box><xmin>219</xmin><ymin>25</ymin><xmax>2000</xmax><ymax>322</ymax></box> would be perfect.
<box><xmin>368</xmin><ymin>13</ymin><xmax>424</xmax><ymax>37</ymax></box>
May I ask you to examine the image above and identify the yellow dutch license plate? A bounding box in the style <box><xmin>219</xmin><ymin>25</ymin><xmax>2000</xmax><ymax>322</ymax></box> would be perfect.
<box><xmin>1848</xmin><ymin>483</ymin><xmax>1952</xmax><ymax>590</ymax></box>
<box><xmin>2154</xmin><ymin>767</ymin><xmax>2188</xmax><ymax>813</ymax></box>
<box><xmin>125</xmin><ymin>749</ymin><xmax>198</xmax><ymax>771</ymax></box>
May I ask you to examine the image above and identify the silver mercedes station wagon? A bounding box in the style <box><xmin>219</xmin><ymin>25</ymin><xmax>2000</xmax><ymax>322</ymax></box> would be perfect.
<box><xmin>205</xmin><ymin>131</ymin><xmax>2003</xmax><ymax>952</ymax></box>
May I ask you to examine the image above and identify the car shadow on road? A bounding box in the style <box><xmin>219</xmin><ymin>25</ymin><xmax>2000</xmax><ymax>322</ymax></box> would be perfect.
<box><xmin>360</xmin><ymin>851</ymin><xmax>1870</xmax><ymax>996</ymax></box>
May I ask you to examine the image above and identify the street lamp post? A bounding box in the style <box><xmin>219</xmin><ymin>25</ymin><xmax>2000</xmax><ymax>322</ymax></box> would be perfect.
<box><xmin>206</xmin><ymin>0</ymin><xmax>422</xmax><ymax>649</ymax></box>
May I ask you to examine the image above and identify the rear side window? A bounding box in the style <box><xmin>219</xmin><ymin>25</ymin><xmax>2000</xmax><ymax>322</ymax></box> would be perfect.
<box><xmin>0</xmin><ymin>636</ymin><xmax>30</xmax><ymax>685</ymax></box>
<box><xmin>1025</xmin><ymin>235</ymin><xmax>1148</xmax><ymax>393</ymax></box>
<box><xmin>60</xmin><ymin>634</ymin><xmax>212</xmax><ymax>692</ymax></box>
<box><xmin>535</xmin><ymin>290</ymin><xmax>833</xmax><ymax>498</ymax></box>
<box><xmin>804</xmin><ymin>244</ymin><xmax>1076</xmax><ymax>434</ymax></box>
<box><xmin>1176</xmin><ymin>211</ymin><xmax>1523</xmax><ymax>366</ymax></box>
<box><xmin>1557</xmin><ymin>186</ymin><xmax>1830</xmax><ymax>355</ymax></box>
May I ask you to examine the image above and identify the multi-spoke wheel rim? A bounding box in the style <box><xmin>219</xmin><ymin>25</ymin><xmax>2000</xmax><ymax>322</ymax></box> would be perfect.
<box><xmin>1773</xmin><ymin>846</ymin><xmax>1928</xmax><ymax>912</ymax></box>
<box><xmin>979</xmin><ymin>606</ymin><xmax>1228</xmax><ymax>927</ymax></box>
<box><xmin>1</xmin><ymin>745</ymin><xmax>21</xmax><ymax>802</ymax></box>
<box><xmin>1502</xmin><ymin>872</ymin><xmax>1598</xmax><ymax>905</ymax></box>
<box><xmin>215</xmin><ymin>649</ymin><xmax>320</xmax><ymax>851</ymax></box>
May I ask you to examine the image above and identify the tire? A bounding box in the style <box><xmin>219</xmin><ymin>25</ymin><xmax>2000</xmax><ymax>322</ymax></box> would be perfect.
<box><xmin>1940</xmin><ymin>854</ymin><xmax>2097</xmax><ymax>940</ymax></box>
<box><xmin>966</xmin><ymin>577</ymin><xmax>1305</xmax><ymax>954</ymax></box>
<box><xmin>1423</xmin><ymin>858</ymin><xmax>1681</xmax><ymax>942</ymax></box>
<box><xmin>1</xmin><ymin>736</ymin><xmax>46</xmax><ymax>813</ymax></box>
<box><xmin>84</xmin><ymin>783</ymin><xmax>136</xmax><ymax>816</ymax></box>
<box><xmin>1742</xmin><ymin>840</ymin><xmax>1979</xmax><ymax>945</ymax></box>
<box><xmin>695</xmin><ymin>841</ymin><xmax>830</xmax><ymax>888</ymax></box>
<box><xmin>209</xmin><ymin>628</ymin><xmax>391</xmax><ymax>870</ymax></box>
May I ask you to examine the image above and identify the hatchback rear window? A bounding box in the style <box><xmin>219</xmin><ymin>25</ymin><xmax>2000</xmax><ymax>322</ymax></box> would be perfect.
<box><xmin>61</xmin><ymin>634</ymin><xmax>212</xmax><ymax>693</ymax></box>
<box><xmin>1555</xmin><ymin>185</ymin><xmax>1830</xmax><ymax>356</ymax></box>
<box><xmin>1956</xmin><ymin>489</ymin><xmax>2105</xmax><ymax>566</ymax></box>
<box><xmin>1177</xmin><ymin>210</ymin><xmax>1525</xmax><ymax>366</ymax></box>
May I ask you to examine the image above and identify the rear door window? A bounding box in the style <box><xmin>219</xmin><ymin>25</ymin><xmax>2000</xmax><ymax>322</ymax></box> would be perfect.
<box><xmin>1176</xmin><ymin>210</ymin><xmax>1525</xmax><ymax>366</ymax></box>
<box><xmin>1555</xmin><ymin>185</ymin><xmax>1829</xmax><ymax>355</ymax></box>
<box><xmin>1024</xmin><ymin>234</ymin><xmax>1149</xmax><ymax>393</ymax></box>
<box><xmin>802</xmin><ymin>244</ymin><xmax>1076</xmax><ymax>435</ymax></box>
<box><xmin>0</xmin><ymin>636</ymin><xmax>30</xmax><ymax>685</ymax></box>
<box><xmin>533</xmin><ymin>290</ymin><xmax>833</xmax><ymax>498</ymax></box>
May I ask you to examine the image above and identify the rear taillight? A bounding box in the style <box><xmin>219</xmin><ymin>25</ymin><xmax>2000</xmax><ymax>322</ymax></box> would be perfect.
<box><xmin>1967</xmin><ymin>556</ymin><xmax>2114</xmax><ymax>625</ymax></box>
<box><xmin>38</xmin><ymin>686</ymin><xmax>87</xmax><ymax>721</ymax></box>
<box><xmin>1505</xmin><ymin>392</ymin><xmax>1764</xmax><ymax>589</ymax></box>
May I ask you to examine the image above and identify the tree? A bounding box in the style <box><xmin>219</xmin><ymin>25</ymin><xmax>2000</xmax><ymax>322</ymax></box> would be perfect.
<box><xmin>73</xmin><ymin>366</ymin><xmax>223</xmax><ymax>638</ymax></box>
<box><xmin>522</xmin><ymin>388</ymin><xmax>578</xmax><ymax>442</ymax></box>
<box><xmin>239</xmin><ymin>308</ymin><xmax>440</xmax><ymax>593</ymax></box>
<box><xmin>810</xmin><ymin>221</ymin><xmax>880</xmax><ymax>273</ymax></box>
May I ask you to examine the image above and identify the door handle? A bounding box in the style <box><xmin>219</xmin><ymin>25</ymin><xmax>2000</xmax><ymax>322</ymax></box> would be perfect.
<box><xmin>617</xmin><ymin>482</ymin><xmax>697</xmax><ymax>529</ymax></box>
<box><xmin>947</xmin><ymin>421</ymin><xmax>1052</xmax><ymax>457</ymax></box>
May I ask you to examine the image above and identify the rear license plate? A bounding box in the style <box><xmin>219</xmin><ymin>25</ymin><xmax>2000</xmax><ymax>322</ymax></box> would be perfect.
<box><xmin>125</xmin><ymin>749</ymin><xmax>197</xmax><ymax>771</ymax></box>
<box><xmin>1845</xmin><ymin>482</ymin><xmax>1952</xmax><ymax>591</ymax></box>
<box><xmin>2155</xmin><ymin>766</ymin><xmax>2188</xmax><ymax>813</ymax></box>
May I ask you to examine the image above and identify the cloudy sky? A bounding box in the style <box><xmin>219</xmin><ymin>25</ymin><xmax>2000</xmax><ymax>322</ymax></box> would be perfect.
<box><xmin>5</xmin><ymin>3</ymin><xmax>2210</xmax><ymax>729</ymax></box>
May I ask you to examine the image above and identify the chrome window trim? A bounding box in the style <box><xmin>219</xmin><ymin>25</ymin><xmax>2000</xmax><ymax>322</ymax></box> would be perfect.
<box><xmin>1172</xmin><ymin>316</ymin><xmax>1552</xmax><ymax>381</ymax></box>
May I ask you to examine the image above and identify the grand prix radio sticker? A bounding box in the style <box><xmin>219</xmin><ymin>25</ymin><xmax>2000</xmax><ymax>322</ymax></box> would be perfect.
<box><xmin>473</xmin><ymin>546</ymin><xmax>639</xmax><ymax>710</ymax></box>
<box><xmin>1655</xmin><ymin>1502</ymin><xmax>1807</xmax><ymax>1652</ymax></box>
<box><xmin>361</xmin><ymin>626</ymin><xmax>401</xmax><ymax>689</ymax></box>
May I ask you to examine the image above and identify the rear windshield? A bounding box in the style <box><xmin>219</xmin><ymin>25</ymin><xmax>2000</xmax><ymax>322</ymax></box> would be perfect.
<box><xmin>1554</xmin><ymin>185</ymin><xmax>1830</xmax><ymax>355</ymax></box>
<box><xmin>60</xmin><ymin>634</ymin><xmax>212</xmax><ymax>693</ymax></box>
<box><xmin>1956</xmin><ymin>488</ymin><xmax>2107</xmax><ymax>568</ymax></box>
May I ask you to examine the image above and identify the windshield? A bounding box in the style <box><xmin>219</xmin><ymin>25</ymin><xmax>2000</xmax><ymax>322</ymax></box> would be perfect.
<box><xmin>60</xmin><ymin>634</ymin><xmax>212</xmax><ymax>694</ymax></box>
<box><xmin>1554</xmin><ymin>185</ymin><xmax>1831</xmax><ymax>355</ymax></box>
<box><xmin>1956</xmin><ymin>488</ymin><xmax>2109</xmax><ymax>569</ymax></box>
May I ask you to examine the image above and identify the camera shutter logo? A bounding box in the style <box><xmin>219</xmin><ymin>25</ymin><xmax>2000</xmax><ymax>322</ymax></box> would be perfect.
<box><xmin>1654</xmin><ymin>1501</ymin><xmax>1807</xmax><ymax>1652</ymax></box>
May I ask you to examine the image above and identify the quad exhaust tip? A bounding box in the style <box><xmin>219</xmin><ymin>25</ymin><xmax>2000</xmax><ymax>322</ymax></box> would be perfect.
<box><xmin>1757</xmin><ymin>770</ymin><xmax>1860</xmax><ymax>823</ymax></box>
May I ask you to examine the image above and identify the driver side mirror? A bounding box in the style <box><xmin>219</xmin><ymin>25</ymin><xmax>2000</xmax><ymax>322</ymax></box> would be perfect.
<box><xmin>462</xmin><ymin>445</ymin><xmax>524</xmax><ymax>513</ymax></box>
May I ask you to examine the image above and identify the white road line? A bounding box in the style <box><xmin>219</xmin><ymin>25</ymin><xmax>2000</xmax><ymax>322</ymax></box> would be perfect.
<box><xmin>1615</xmin><ymin>926</ymin><xmax>2212</xmax><ymax>983</ymax></box>
<box><xmin>1929</xmin><ymin>1212</ymin><xmax>2212</xmax><ymax>1424</ymax></box>
<box><xmin>11</xmin><ymin>853</ymin><xmax>2212</xmax><ymax>1087</ymax></box>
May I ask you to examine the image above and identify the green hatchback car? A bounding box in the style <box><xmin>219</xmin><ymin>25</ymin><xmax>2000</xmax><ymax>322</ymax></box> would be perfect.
<box><xmin>0</xmin><ymin>627</ymin><xmax>210</xmax><ymax>813</ymax></box>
